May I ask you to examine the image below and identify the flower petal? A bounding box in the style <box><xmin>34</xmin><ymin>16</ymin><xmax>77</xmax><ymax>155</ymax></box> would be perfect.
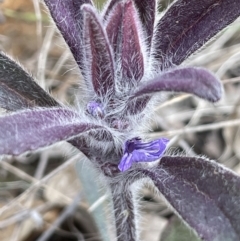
<box><xmin>43</xmin><ymin>0</ymin><xmax>93</xmax><ymax>74</ymax></box>
<box><xmin>82</xmin><ymin>5</ymin><xmax>115</xmax><ymax>97</ymax></box>
<box><xmin>118</xmin><ymin>153</ymin><xmax>133</xmax><ymax>172</ymax></box>
<box><xmin>131</xmin><ymin>67</ymin><xmax>223</xmax><ymax>102</ymax></box>
<box><xmin>153</xmin><ymin>0</ymin><xmax>240</xmax><ymax>70</ymax></box>
<box><xmin>118</xmin><ymin>138</ymin><xmax>168</xmax><ymax>171</ymax></box>
<box><xmin>0</xmin><ymin>52</ymin><xmax>58</xmax><ymax>111</ymax></box>
<box><xmin>0</xmin><ymin>107</ymin><xmax>105</xmax><ymax>155</ymax></box>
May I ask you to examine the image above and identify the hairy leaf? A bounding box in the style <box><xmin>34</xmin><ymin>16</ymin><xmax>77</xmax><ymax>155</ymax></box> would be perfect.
<box><xmin>121</xmin><ymin>0</ymin><xmax>144</xmax><ymax>85</ymax></box>
<box><xmin>102</xmin><ymin>0</ymin><xmax>121</xmax><ymax>20</ymax></box>
<box><xmin>104</xmin><ymin>0</ymin><xmax>155</xmax><ymax>49</ymax></box>
<box><xmin>124</xmin><ymin>96</ymin><xmax>150</xmax><ymax>116</ymax></box>
<box><xmin>0</xmin><ymin>107</ymin><xmax>104</xmax><ymax>155</ymax></box>
<box><xmin>133</xmin><ymin>0</ymin><xmax>156</xmax><ymax>48</ymax></box>
<box><xmin>69</xmin><ymin>138</ymin><xmax>91</xmax><ymax>157</ymax></box>
<box><xmin>44</xmin><ymin>0</ymin><xmax>93</xmax><ymax>74</ymax></box>
<box><xmin>131</xmin><ymin>67</ymin><xmax>223</xmax><ymax>102</ymax></box>
<box><xmin>139</xmin><ymin>156</ymin><xmax>240</xmax><ymax>241</ymax></box>
<box><xmin>0</xmin><ymin>52</ymin><xmax>58</xmax><ymax>111</ymax></box>
<box><xmin>105</xmin><ymin>1</ymin><xmax>123</xmax><ymax>58</ymax></box>
<box><xmin>153</xmin><ymin>0</ymin><xmax>240</xmax><ymax>70</ymax></box>
<box><xmin>83</xmin><ymin>5</ymin><xmax>115</xmax><ymax>97</ymax></box>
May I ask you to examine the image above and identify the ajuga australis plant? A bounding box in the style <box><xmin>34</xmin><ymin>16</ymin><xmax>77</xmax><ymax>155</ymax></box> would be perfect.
<box><xmin>0</xmin><ymin>0</ymin><xmax>240</xmax><ymax>240</ymax></box>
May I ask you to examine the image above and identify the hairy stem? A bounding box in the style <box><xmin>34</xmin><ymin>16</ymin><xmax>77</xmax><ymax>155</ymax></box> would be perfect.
<box><xmin>101</xmin><ymin>162</ymin><xmax>139</xmax><ymax>241</ymax></box>
<box><xmin>109</xmin><ymin>179</ymin><xmax>137</xmax><ymax>241</ymax></box>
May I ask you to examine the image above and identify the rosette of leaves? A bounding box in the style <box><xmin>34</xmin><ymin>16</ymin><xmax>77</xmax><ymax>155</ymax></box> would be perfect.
<box><xmin>0</xmin><ymin>0</ymin><xmax>240</xmax><ymax>240</ymax></box>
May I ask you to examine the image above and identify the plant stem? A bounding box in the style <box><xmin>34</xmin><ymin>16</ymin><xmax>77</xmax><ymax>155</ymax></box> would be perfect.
<box><xmin>110</xmin><ymin>180</ymin><xmax>137</xmax><ymax>241</ymax></box>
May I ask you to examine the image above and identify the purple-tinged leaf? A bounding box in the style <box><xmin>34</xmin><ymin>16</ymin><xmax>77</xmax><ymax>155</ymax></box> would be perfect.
<box><xmin>43</xmin><ymin>0</ymin><xmax>93</xmax><ymax>74</ymax></box>
<box><xmin>131</xmin><ymin>67</ymin><xmax>223</xmax><ymax>102</ymax></box>
<box><xmin>69</xmin><ymin>132</ymin><xmax>114</xmax><ymax>159</ymax></box>
<box><xmin>69</xmin><ymin>134</ymin><xmax>109</xmax><ymax>159</ymax></box>
<box><xmin>102</xmin><ymin>0</ymin><xmax>121</xmax><ymax>20</ymax></box>
<box><xmin>104</xmin><ymin>0</ymin><xmax>155</xmax><ymax>49</ymax></box>
<box><xmin>118</xmin><ymin>137</ymin><xmax>169</xmax><ymax>172</ymax></box>
<box><xmin>133</xmin><ymin>0</ymin><xmax>156</xmax><ymax>48</ymax></box>
<box><xmin>82</xmin><ymin>5</ymin><xmax>115</xmax><ymax>97</ymax></box>
<box><xmin>0</xmin><ymin>52</ymin><xmax>58</xmax><ymax>111</ymax></box>
<box><xmin>68</xmin><ymin>138</ymin><xmax>91</xmax><ymax>157</ymax></box>
<box><xmin>153</xmin><ymin>0</ymin><xmax>240</xmax><ymax>70</ymax></box>
<box><xmin>124</xmin><ymin>95</ymin><xmax>150</xmax><ymax>115</ymax></box>
<box><xmin>138</xmin><ymin>156</ymin><xmax>240</xmax><ymax>241</ymax></box>
<box><xmin>121</xmin><ymin>0</ymin><xmax>145</xmax><ymax>85</ymax></box>
<box><xmin>0</xmin><ymin>107</ymin><xmax>105</xmax><ymax>155</ymax></box>
<box><xmin>105</xmin><ymin>1</ymin><xmax>123</xmax><ymax>58</ymax></box>
<box><xmin>70</xmin><ymin>131</ymin><xmax>115</xmax><ymax>164</ymax></box>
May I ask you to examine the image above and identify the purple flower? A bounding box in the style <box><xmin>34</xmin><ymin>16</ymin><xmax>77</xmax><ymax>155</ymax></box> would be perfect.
<box><xmin>119</xmin><ymin>138</ymin><xmax>169</xmax><ymax>172</ymax></box>
<box><xmin>0</xmin><ymin>1</ymin><xmax>240</xmax><ymax>240</ymax></box>
<box><xmin>87</xmin><ymin>101</ymin><xmax>104</xmax><ymax>118</ymax></box>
